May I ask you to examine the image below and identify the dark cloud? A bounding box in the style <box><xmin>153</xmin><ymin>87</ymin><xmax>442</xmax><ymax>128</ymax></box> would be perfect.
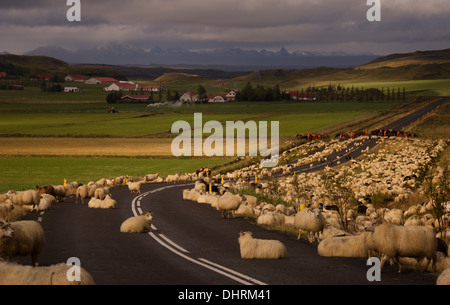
<box><xmin>1</xmin><ymin>0</ymin><xmax>449</xmax><ymax>55</ymax></box>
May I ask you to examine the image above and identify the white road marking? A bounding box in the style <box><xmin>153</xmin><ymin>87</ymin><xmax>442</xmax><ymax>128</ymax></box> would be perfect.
<box><xmin>131</xmin><ymin>183</ymin><xmax>267</xmax><ymax>285</ymax></box>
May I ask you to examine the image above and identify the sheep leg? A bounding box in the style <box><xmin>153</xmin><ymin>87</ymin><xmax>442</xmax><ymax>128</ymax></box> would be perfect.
<box><xmin>31</xmin><ymin>254</ymin><xmax>38</xmax><ymax>267</ymax></box>
<box><xmin>380</xmin><ymin>254</ymin><xmax>389</xmax><ymax>271</ymax></box>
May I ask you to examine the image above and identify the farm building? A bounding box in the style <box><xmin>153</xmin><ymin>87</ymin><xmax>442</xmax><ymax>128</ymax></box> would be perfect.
<box><xmin>121</xmin><ymin>95</ymin><xmax>150</xmax><ymax>102</ymax></box>
<box><xmin>180</xmin><ymin>92</ymin><xmax>199</xmax><ymax>103</ymax></box>
<box><xmin>104</xmin><ymin>82</ymin><xmax>139</xmax><ymax>91</ymax></box>
<box><xmin>85</xmin><ymin>77</ymin><xmax>119</xmax><ymax>85</ymax></box>
<box><xmin>207</xmin><ymin>94</ymin><xmax>229</xmax><ymax>103</ymax></box>
<box><xmin>0</xmin><ymin>72</ymin><xmax>7</xmax><ymax>78</ymax></box>
<box><xmin>288</xmin><ymin>91</ymin><xmax>317</xmax><ymax>101</ymax></box>
<box><xmin>64</xmin><ymin>87</ymin><xmax>82</xmax><ymax>93</ymax></box>
<box><xmin>226</xmin><ymin>90</ymin><xmax>239</xmax><ymax>101</ymax></box>
<box><xmin>38</xmin><ymin>74</ymin><xmax>51</xmax><ymax>81</ymax></box>
<box><xmin>65</xmin><ymin>74</ymin><xmax>88</xmax><ymax>83</ymax></box>
<box><xmin>142</xmin><ymin>86</ymin><xmax>164</xmax><ymax>92</ymax></box>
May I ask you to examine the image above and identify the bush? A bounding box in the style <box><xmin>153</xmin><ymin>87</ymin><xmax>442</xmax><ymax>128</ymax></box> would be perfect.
<box><xmin>106</xmin><ymin>91</ymin><xmax>123</xmax><ymax>104</ymax></box>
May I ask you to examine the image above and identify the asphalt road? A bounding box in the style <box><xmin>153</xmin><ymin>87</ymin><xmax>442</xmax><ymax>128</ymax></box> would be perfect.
<box><xmin>18</xmin><ymin>98</ymin><xmax>448</xmax><ymax>286</ymax></box>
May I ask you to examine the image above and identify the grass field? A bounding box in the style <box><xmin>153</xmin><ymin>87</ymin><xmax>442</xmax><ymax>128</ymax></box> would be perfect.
<box><xmin>0</xmin><ymin>157</ymin><xmax>229</xmax><ymax>193</ymax></box>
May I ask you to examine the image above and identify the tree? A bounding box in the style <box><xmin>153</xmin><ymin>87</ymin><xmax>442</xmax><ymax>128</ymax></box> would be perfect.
<box><xmin>197</xmin><ymin>85</ymin><xmax>207</xmax><ymax>102</ymax></box>
<box><xmin>106</xmin><ymin>91</ymin><xmax>123</xmax><ymax>103</ymax></box>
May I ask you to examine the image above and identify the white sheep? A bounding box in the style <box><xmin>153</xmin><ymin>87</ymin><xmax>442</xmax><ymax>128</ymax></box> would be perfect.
<box><xmin>0</xmin><ymin>219</ymin><xmax>45</xmax><ymax>266</ymax></box>
<box><xmin>120</xmin><ymin>212</ymin><xmax>153</xmax><ymax>233</ymax></box>
<box><xmin>0</xmin><ymin>203</ymin><xmax>14</xmax><ymax>222</ymax></box>
<box><xmin>88</xmin><ymin>198</ymin><xmax>102</xmax><ymax>209</ymax></box>
<box><xmin>256</xmin><ymin>211</ymin><xmax>285</xmax><ymax>226</ymax></box>
<box><xmin>217</xmin><ymin>194</ymin><xmax>242</xmax><ymax>218</ymax></box>
<box><xmin>238</xmin><ymin>231</ymin><xmax>287</xmax><ymax>259</ymax></box>
<box><xmin>317</xmin><ymin>232</ymin><xmax>372</xmax><ymax>258</ymax></box>
<box><xmin>94</xmin><ymin>187</ymin><xmax>110</xmax><ymax>200</ymax></box>
<box><xmin>437</xmin><ymin>267</ymin><xmax>450</xmax><ymax>285</ymax></box>
<box><xmin>369</xmin><ymin>222</ymin><xmax>438</xmax><ymax>273</ymax></box>
<box><xmin>0</xmin><ymin>260</ymin><xmax>96</xmax><ymax>285</ymax></box>
<box><xmin>100</xmin><ymin>195</ymin><xmax>118</xmax><ymax>209</ymax></box>
<box><xmin>6</xmin><ymin>190</ymin><xmax>40</xmax><ymax>211</ymax></box>
<box><xmin>76</xmin><ymin>185</ymin><xmax>89</xmax><ymax>205</ymax></box>
<box><xmin>294</xmin><ymin>207</ymin><xmax>327</xmax><ymax>242</ymax></box>
<box><xmin>127</xmin><ymin>182</ymin><xmax>143</xmax><ymax>194</ymax></box>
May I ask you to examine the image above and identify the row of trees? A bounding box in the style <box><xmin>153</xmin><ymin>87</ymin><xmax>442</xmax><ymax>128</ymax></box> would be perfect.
<box><xmin>302</xmin><ymin>84</ymin><xmax>407</xmax><ymax>102</ymax></box>
<box><xmin>236</xmin><ymin>83</ymin><xmax>291</xmax><ymax>101</ymax></box>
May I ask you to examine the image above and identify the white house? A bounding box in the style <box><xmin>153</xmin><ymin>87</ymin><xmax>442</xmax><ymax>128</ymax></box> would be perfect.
<box><xmin>180</xmin><ymin>92</ymin><xmax>199</xmax><ymax>103</ymax></box>
<box><xmin>104</xmin><ymin>82</ymin><xmax>139</xmax><ymax>91</ymax></box>
<box><xmin>207</xmin><ymin>94</ymin><xmax>228</xmax><ymax>103</ymax></box>
<box><xmin>225</xmin><ymin>90</ymin><xmax>239</xmax><ymax>101</ymax></box>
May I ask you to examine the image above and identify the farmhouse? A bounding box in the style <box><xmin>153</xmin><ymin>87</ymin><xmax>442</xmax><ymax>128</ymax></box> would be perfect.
<box><xmin>226</xmin><ymin>90</ymin><xmax>239</xmax><ymax>101</ymax></box>
<box><xmin>0</xmin><ymin>72</ymin><xmax>7</xmax><ymax>78</ymax></box>
<box><xmin>85</xmin><ymin>77</ymin><xmax>118</xmax><ymax>85</ymax></box>
<box><xmin>180</xmin><ymin>92</ymin><xmax>199</xmax><ymax>103</ymax></box>
<box><xmin>65</xmin><ymin>74</ymin><xmax>88</xmax><ymax>83</ymax></box>
<box><xmin>104</xmin><ymin>82</ymin><xmax>139</xmax><ymax>92</ymax></box>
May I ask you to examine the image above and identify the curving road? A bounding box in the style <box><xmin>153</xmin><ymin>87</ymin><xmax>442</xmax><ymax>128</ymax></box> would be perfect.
<box><xmin>18</xmin><ymin>98</ymin><xmax>448</xmax><ymax>286</ymax></box>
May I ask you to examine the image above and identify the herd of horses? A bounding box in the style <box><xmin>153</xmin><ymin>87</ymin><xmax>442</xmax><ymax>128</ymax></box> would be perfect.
<box><xmin>297</xmin><ymin>129</ymin><xmax>417</xmax><ymax>141</ymax></box>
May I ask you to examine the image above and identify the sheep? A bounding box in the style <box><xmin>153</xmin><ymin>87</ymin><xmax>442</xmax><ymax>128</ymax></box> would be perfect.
<box><xmin>52</xmin><ymin>185</ymin><xmax>66</xmax><ymax>202</ymax></box>
<box><xmin>293</xmin><ymin>208</ymin><xmax>327</xmax><ymax>243</ymax></box>
<box><xmin>87</xmin><ymin>198</ymin><xmax>102</xmax><ymax>209</ymax></box>
<box><xmin>38</xmin><ymin>197</ymin><xmax>53</xmax><ymax>211</ymax></box>
<box><xmin>88</xmin><ymin>184</ymin><xmax>98</xmax><ymax>197</ymax></box>
<box><xmin>120</xmin><ymin>212</ymin><xmax>153</xmax><ymax>233</ymax></box>
<box><xmin>127</xmin><ymin>182</ymin><xmax>143</xmax><ymax>194</ymax></box>
<box><xmin>0</xmin><ymin>219</ymin><xmax>45</xmax><ymax>266</ymax></box>
<box><xmin>437</xmin><ymin>268</ymin><xmax>450</xmax><ymax>285</ymax></box>
<box><xmin>94</xmin><ymin>187</ymin><xmax>110</xmax><ymax>200</ymax></box>
<box><xmin>256</xmin><ymin>211</ymin><xmax>285</xmax><ymax>226</ymax></box>
<box><xmin>217</xmin><ymin>194</ymin><xmax>242</xmax><ymax>219</ymax></box>
<box><xmin>238</xmin><ymin>231</ymin><xmax>287</xmax><ymax>259</ymax></box>
<box><xmin>0</xmin><ymin>260</ymin><xmax>95</xmax><ymax>285</ymax></box>
<box><xmin>369</xmin><ymin>222</ymin><xmax>438</xmax><ymax>273</ymax></box>
<box><xmin>0</xmin><ymin>203</ymin><xmax>14</xmax><ymax>222</ymax></box>
<box><xmin>317</xmin><ymin>232</ymin><xmax>372</xmax><ymax>258</ymax></box>
<box><xmin>100</xmin><ymin>195</ymin><xmax>118</xmax><ymax>209</ymax></box>
<box><xmin>76</xmin><ymin>185</ymin><xmax>89</xmax><ymax>205</ymax></box>
<box><xmin>6</xmin><ymin>190</ymin><xmax>40</xmax><ymax>212</ymax></box>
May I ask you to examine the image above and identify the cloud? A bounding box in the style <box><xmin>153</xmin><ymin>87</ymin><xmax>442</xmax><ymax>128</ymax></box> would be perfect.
<box><xmin>0</xmin><ymin>0</ymin><xmax>449</xmax><ymax>54</ymax></box>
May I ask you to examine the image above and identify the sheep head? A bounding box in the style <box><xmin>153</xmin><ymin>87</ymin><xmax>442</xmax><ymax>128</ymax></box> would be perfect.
<box><xmin>141</xmin><ymin>212</ymin><xmax>153</xmax><ymax>222</ymax></box>
<box><xmin>0</xmin><ymin>219</ymin><xmax>14</xmax><ymax>239</ymax></box>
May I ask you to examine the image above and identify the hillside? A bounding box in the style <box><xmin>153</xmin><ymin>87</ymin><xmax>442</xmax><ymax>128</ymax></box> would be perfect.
<box><xmin>0</xmin><ymin>54</ymin><xmax>69</xmax><ymax>76</ymax></box>
<box><xmin>229</xmin><ymin>49</ymin><xmax>450</xmax><ymax>88</ymax></box>
<box><xmin>153</xmin><ymin>73</ymin><xmax>215</xmax><ymax>84</ymax></box>
<box><xmin>358</xmin><ymin>49</ymin><xmax>450</xmax><ymax>69</ymax></box>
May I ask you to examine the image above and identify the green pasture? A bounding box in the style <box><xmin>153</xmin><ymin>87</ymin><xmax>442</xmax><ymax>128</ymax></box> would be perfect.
<box><xmin>0</xmin><ymin>156</ymin><xmax>229</xmax><ymax>193</ymax></box>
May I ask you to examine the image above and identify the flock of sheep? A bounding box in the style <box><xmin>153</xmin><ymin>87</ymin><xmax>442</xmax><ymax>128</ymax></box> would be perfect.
<box><xmin>180</xmin><ymin>136</ymin><xmax>450</xmax><ymax>285</ymax></box>
<box><xmin>0</xmin><ymin>133</ymin><xmax>449</xmax><ymax>285</ymax></box>
<box><xmin>0</xmin><ymin>174</ymin><xmax>163</xmax><ymax>285</ymax></box>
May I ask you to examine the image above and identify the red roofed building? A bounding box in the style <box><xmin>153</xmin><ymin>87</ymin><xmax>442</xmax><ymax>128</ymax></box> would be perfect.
<box><xmin>288</xmin><ymin>91</ymin><xmax>317</xmax><ymax>101</ymax></box>
<box><xmin>121</xmin><ymin>95</ymin><xmax>150</xmax><ymax>101</ymax></box>
<box><xmin>104</xmin><ymin>82</ymin><xmax>139</xmax><ymax>91</ymax></box>
<box><xmin>65</xmin><ymin>74</ymin><xmax>88</xmax><ymax>83</ymax></box>
<box><xmin>142</xmin><ymin>86</ymin><xmax>163</xmax><ymax>92</ymax></box>
<box><xmin>38</xmin><ymin>74</ymin><xmax>51</xmax><ymax>81</ymax></box>
<box><xmin>85</xmin><ymin>77</ymin><xmax>119</xmax><ymax>84</ymax></box>
<box><xmin>0</xmin><ymin>72</ymin><xmax>7</xmax><ymax>78</ymax></box>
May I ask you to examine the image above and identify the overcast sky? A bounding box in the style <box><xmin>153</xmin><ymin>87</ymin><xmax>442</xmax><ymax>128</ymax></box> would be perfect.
<box><xmin>1</xmin><ymin>0</ymin><xmax>449</xmax><ymax>55</ymax></box>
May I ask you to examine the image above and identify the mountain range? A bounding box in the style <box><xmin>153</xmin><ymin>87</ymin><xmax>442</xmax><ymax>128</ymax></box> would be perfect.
<box><xmin>24</xmin><ymin>43</ymin><xmax>379</xmax><ymax>70</ymax></box>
